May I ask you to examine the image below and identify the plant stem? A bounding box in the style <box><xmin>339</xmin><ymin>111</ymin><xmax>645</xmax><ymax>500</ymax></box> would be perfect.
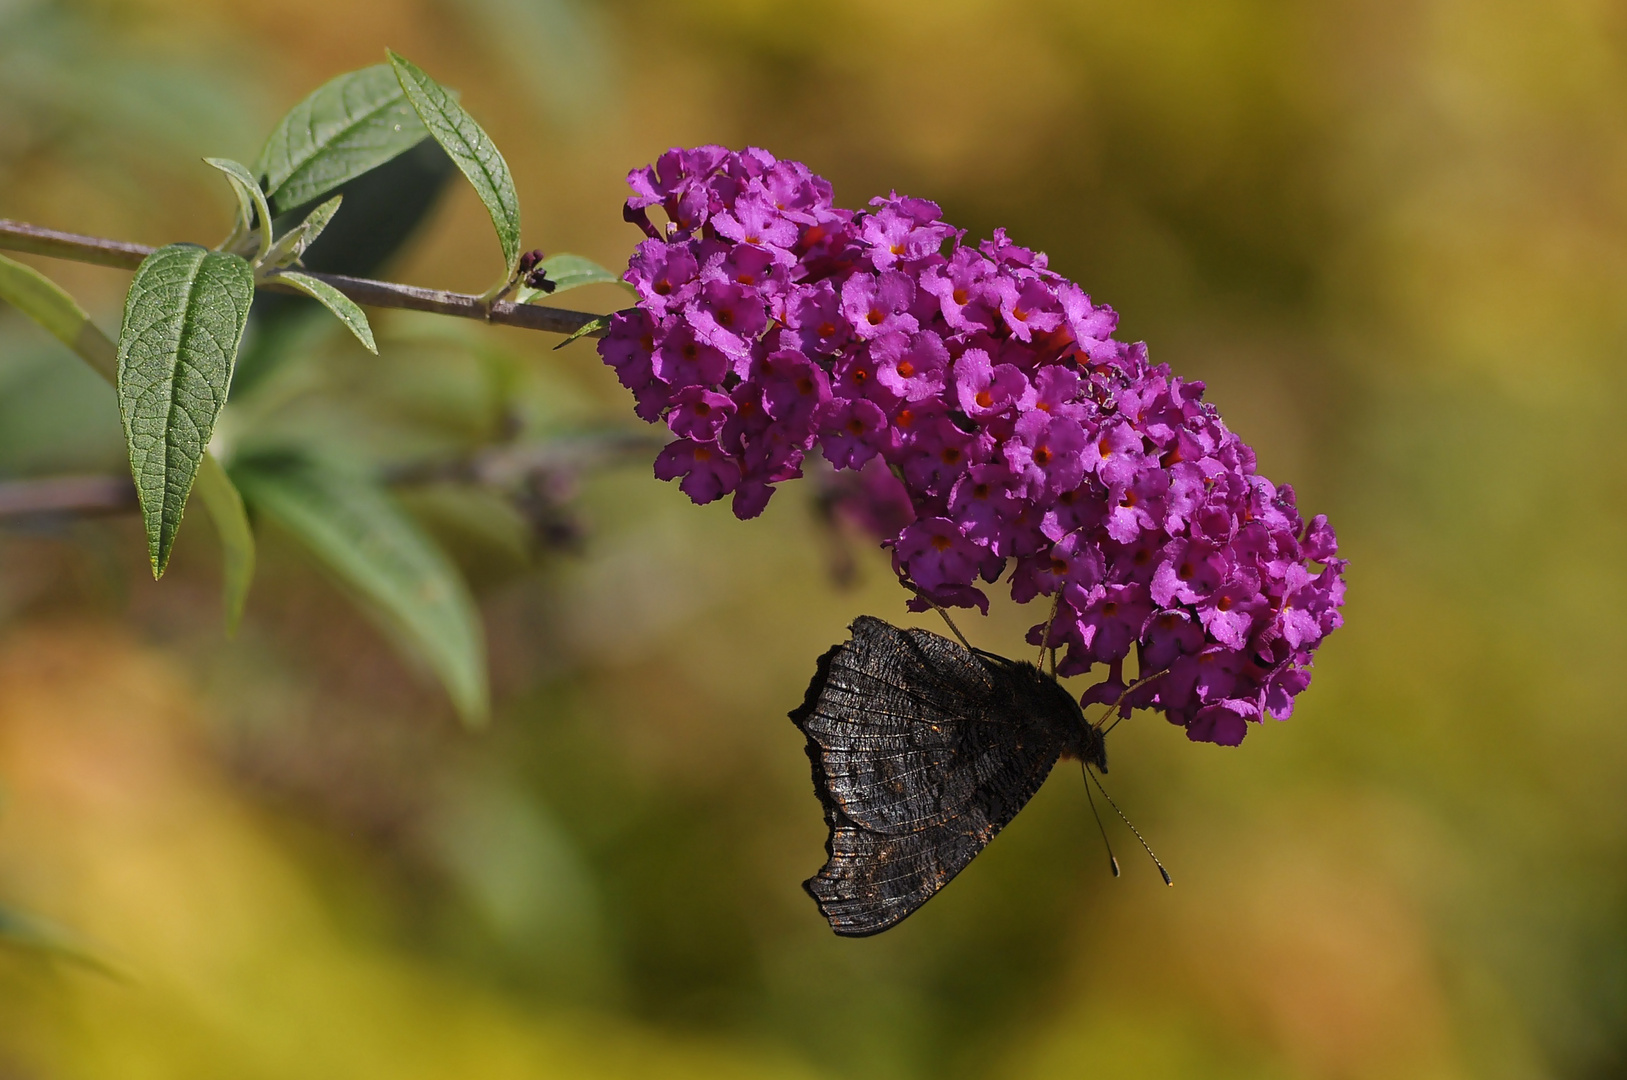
<box><xmin>0</xmin><ymin>218</ymin><xmax>610</xmax><ymax>338</ymax></box>
<box><xmin>0</xmin><ymin>475</ymin><xmax>136</xmax><ymax>518</ymax></box>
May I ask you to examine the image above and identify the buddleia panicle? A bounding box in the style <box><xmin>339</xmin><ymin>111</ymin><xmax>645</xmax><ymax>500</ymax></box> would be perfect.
<box><xmin>600</xmin><ymin>145</ymin><xmax>1346</xmax><ymax>747</ymax></box>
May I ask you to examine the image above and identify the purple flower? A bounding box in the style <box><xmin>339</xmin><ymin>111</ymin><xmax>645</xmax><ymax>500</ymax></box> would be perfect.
<box><xmin>601</xmin><ymin>310</ymin><xmax>658</xmax><ymax>390</ymax></box>
<box><xmin>873</xmin><ymin>330</ymin><xmax>949</xmax><ymax>401</ymax></box>
<box><xmin>627</xmin><ymin>241</ymin><xmax>699</xmax><ymax>315</ymax></box>
<box><xmin>818</xmin><ymin>397</ymin><xmax>893</xmax><ymax>469</ymax></box>
<box><xmin>1011</xmin><ymin>530</ymin><xmax>1104</xmax><ymax>604</ymax></box>
<box><xmin>1151</xmin><ymin>537</ymin><xmax>1226</xmax><ymax>607</ymax></box>
<box><xmin>1058</xmin><ymin>282</ymin><xmax>1118</xmax><ymax>349</ymax></box>
<box><xmin>841</xmin><ymin>271</ymin><xmax>918</xmax><ymax>341</ymax></box>
<box><xmin>992</xmin><ymin>275</ymin><xmax>1063</xmax><ymax>343</ymax></box>
<box><xmin>955</xmin><ymin>348</ymin><xmax>1033</xmax><ymax>420</ymax></box>
<box><xmin>602</xmin><ymin>145</ymin><xmax>1347</xmax><ymax>745</ymax></box>
<box><xmin>758</xmin><ymin>348</ymin><xmax>831</xmax><ymax>428</ymax></box>
<box><xmin>654</xmin><ymin>438</ymin><xmax>740</xmax><ymax>504</ymax></box>
<box><xmin>686</xmin><ymin>279</ymin><xmax>767</xmax><ymax>366</ymax></box>
<box><xmin>1187</xmin><ymin>699</ymin><xmax>1255</xmax><ymax>746</ymax></box>
<box><xmin>1196</xmin><ymin>571</ymin><xmax>1267</xmax><ymax>649</ymax></box>
<box><xmin>711</xmin><ymin>193</ymin><xmax>800</xmax><ymax>249</ymax></box>
<box><xmin>666</xmin><ymin>386</ymin><xmax>734</xmax><ymax>442</ymax></box>
<box><xmin>920</xmin><ymin>247</ymin><xmax>997</xmax><ymax>333</ymax></box>
<box><xmin>1104</xmin><ymin>469</ymin><xmax>1169</xmax><ymax>544</ymax></box>
<box><xmin>860</xmin><ymin>196</ymin><xmax>953</xmax><ymax>269</ymax></box>
<box><xmin>652</xmin><ymin>322</ymin><xmax>729</xmax><ymax>390</ymax></box>
<box><xmin>1141</xmin><ymin>608</ymin><xmax>1205</xmax><ymax>671</ymax></box>
<box><xmin>783</xmin><ymin>281</ymin><xmax>849</xmax><ymax>356</ymax></box>
<box><xmin>898</xmin><ymin>411</ymin><xmax>978</xmax><ymax>498</ymax></box>
<box><xmin>1065</xmin><ymin>582</ymin><xmax>1153</xmax><ymax>668</ymax></box>
<box><xmin>1005</xmin><ymin>411</ymin><xmax>1088</xmax><ymax>499</ymax></box>
<box><xmin>948</xmin><ymin>464</ymin><xmax>1022</xmax><ymax>552</ymax></box>
<box><xmin>1082</xmin><ymin>421</ymin><xmax>1149</xmax><ymax>487</ymax></box>
<box><xmin>893</xmin><ymin>516</ymin><xmax>981</xmax><ymax>596</ymax></box>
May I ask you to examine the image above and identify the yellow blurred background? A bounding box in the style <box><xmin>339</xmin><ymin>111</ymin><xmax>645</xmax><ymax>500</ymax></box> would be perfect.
<box><xmin>3</xmin><ymin>1</ymin><xmax>1624</xmax><ymax>1077</ymax></box>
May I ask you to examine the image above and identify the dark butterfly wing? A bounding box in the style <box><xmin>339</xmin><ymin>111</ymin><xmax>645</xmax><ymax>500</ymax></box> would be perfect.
<box><xmin>790</xmin><ymin>616</ymin><xmax>1070</xmax><ymax>936</ymax></box>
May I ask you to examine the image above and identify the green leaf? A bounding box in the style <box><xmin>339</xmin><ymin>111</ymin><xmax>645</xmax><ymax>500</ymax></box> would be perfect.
<box><xmin>193</xmin><ymin>454</ymin><xmax>255</xmax><ymax>633</ymax></box>
<box><xmin>117</xmin><ymin>243</ymin><xmax>254</xmax><ymax>578</ymax></box>
<box><xmin>260</xmin><ymin>195</ymin><xmax>343</xmax><ymax>272</ymax></box>
<box><xmin>268</xmin><ymin>270</ymin><xmax>378</xmax><ymax>353</ymax></box>
<box><xmin>0</xmin><ymin>252</ymin><xmax>116</xmax><ymax>380</ymax></box>
<box><xmin>233</xmin><ymin>456</ymin><xmax>489</xmax><ymax>725</ymax></box>
<box><xmin>552</xmin><ymin>311</ymin><xmax>615</xmax><ymax>350</ymax></box>
<box><xmin>387</xmin><ymin>49</ymin><xmax>521</xmax><ymax>273</ymax></box>
<box><xmin>0</xmin><ymin>253</ymin><xmax>255</xmax><ymax>629</ymax></box>
<box><xmin>205</xmin><ymin>157</ymin><xmax>273</xmax><ymax>262</ymax></box>
<box><xmin>254</xmin><ymin>64</ymin><xmax>430</xmax><ymax>215</ymax></box>
<box><xmin>514</xmin><ymin>253</ymin><xmax>628</xmax><ymax>303</ymax></box>
<box><xmin>0</xmin><ymin>903</ymin><xmax>121</xmax><ymax>977</ymax></box>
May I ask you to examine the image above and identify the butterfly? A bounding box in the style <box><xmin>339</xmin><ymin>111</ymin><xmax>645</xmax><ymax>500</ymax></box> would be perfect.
<box><xmin>790</xmin><ymin>614</ymin><xmax>1141</xmax><ymax>937</ymax></box>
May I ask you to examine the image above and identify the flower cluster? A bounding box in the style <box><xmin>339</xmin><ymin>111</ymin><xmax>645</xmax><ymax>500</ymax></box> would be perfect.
<box><xmin>600</xmin><ymin>145</ymin><xmax>1346</xmax><ymax>745</ymax></box>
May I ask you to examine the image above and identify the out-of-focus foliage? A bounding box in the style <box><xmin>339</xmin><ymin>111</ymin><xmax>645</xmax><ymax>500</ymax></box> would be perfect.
<box><xmin>2</xmin><ymin>1</ymin><xmax>1625</xmax><ymax>1078</ymax></box>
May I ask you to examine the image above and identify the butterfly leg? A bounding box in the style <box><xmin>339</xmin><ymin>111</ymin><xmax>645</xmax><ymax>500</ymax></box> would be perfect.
<box><xmin>1036</xmin><ymin>590</ymin><xmax>1062</xmax><ymax>668</ymax></box>
<box><xmin>893</xmin><ymin>569</ymin><xmax>975</xmax><ymax>651</ymax></box>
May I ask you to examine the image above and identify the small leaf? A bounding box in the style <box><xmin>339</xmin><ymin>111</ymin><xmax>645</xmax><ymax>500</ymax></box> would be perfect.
<box><xmin>514</xmin><ymin>253</ymin><xmax>629</xmax><ymax>303</ymax></box>
<box><xmin>0</xmin><ymin>253</ymin><xmax>254</xmax><ymax>626</ymax></box>
<box><xmin>269</xmin><ymin>270</ymin><xmax>378</xmax><ymax>353</ymax></box>
<box><xmin>387</xmin><ymin>49</ymin><xmax>521</xmax><ymax>273</ymax></box>
<box><xmin>0</xmin><ymin>253</ymin><xmax>117</xmax><ymax>380</ymax></box>
<box><xmin>205</xmin><ymin>157</ymin><xmax>274</xmax><ymax>262</ymax></box>
<box><xmin>255</xmin><ymin>64</ymin><xmax>430</xmax><ymax>214</ymax></box>
<box><xmin>193</xmin><ymin>454</ymin><xmax>255</xmax><ymax>633</ymax></box>
<box><xmin>260</xmin><ymin>195</ymin><xmax>343</xmax><ymax>272</ymax></box>
<box><xmin>233</xmin><ymin>456</ymin><xmax>489</xmax><ymax>724</ymax></box>
<box><xmin>0</xmin><ymin>903</ymin><xmax>121</xmax><ymax>977</ymax></box>
<box><xmin>552</xmin><ymin>311</ymin><xmax>616</xmax><ymax>350</ymax></box>
<box><xmin>117</xmin><ymin>243</ymin><xmax>254</xmax><ymax>577</ymax></box>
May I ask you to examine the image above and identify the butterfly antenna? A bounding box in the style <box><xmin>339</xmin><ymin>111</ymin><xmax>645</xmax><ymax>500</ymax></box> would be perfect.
<box><xmin>1081</xmin><ymin>762</ymin><xmax>1120</xmax><ymax>878</ymax></box>
<box><xmin>1086</xmin><ymin>768</ymin><xmax>1172</xmax><ymax>886</ymax></box>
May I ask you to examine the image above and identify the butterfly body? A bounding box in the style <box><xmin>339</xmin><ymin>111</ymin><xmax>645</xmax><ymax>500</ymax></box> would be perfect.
<box><xmin>790</xmin><ymin>615</ymin><xmax>1106</xmax><ymax>937</ymax></box>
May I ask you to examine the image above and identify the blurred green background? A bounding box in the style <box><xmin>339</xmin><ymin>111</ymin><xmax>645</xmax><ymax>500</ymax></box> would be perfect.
<box><xmin>1</xmin><ymin>0</ymin><xmax>1622</xmax><ymax>1076</ymax></box>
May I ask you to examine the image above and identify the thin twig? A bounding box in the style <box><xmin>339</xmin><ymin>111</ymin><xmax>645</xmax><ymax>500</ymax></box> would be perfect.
<box><xmin>0</xmin><ymin>475</ymin><xmax>136</xmax><ymax>518</ymax></box>
<box><xmin>0</xmin><ymin>218</ymin><xmax>611</xmax><ymax>338</ymax></box>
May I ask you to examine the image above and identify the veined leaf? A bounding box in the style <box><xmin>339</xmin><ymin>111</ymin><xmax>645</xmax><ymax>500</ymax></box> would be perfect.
<box><xmin>387</xmin><ymin>50</ymin><xmax>521</xmax><ymax>273</ymax></box>
<box><xmin>552</xmin><ymin>311</ymin><xmax>615</xmax><ymax>350</ymax></box>
<box><xmin>0</xmin><ymin>253</ymin><xmax>255</xmax><ymax>627</ymax></box>
<box><xmin>269</xmin><ymin>270</ymin><xmax>378</xmax><ymax>353</ymax></box>
<box><xmin>205</xmin><ymin>157</ymin><xmax>273</xmax><ymax>262</ymax></box>
<box><xmin>255</xmin><ymin>64</ymin><xmax>429</xmax><ymax>214</ymax></box>
<box><xmin>233</xmin><ymin>456</ymin><xmax>489</xmax><ymax>725</ymax></box>
<box><xmin>260</xmin><ymin>195</ymin><xmax>343</xmax><ymax>272</ymax></box>
<box><xmin>117</xmin><ymin>243</ymin><xmax>254</xmax><ymax>577</ymax></box>
<box><xmin>515</xmin><ymin>253</ymin><xmax>628</xmax><ymax>303</ymax></box>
